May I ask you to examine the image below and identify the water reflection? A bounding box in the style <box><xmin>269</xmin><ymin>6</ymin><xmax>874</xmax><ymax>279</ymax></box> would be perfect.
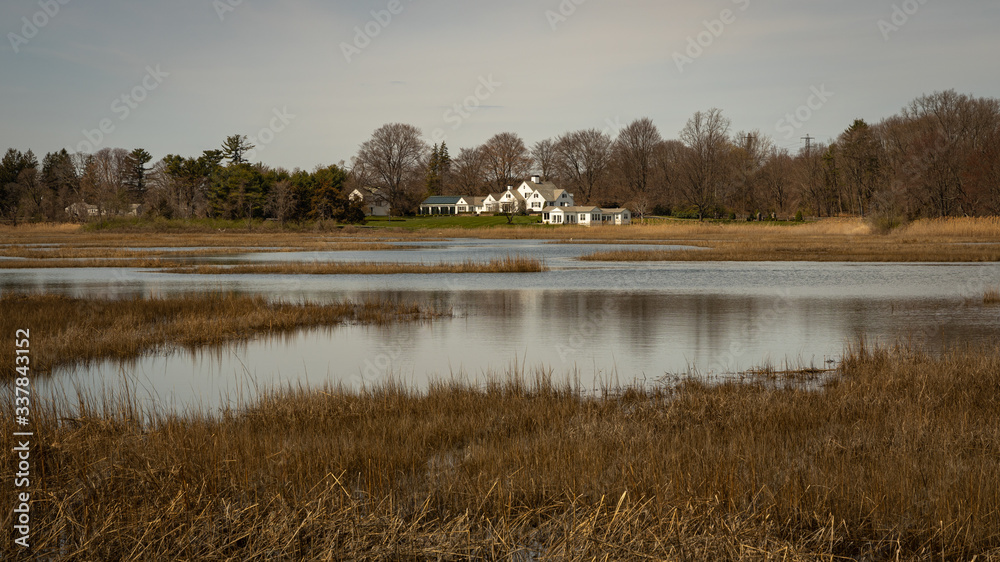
<box><xmin>38</xmin><ymin>289</ymin><xmax>1000</xmax><ymax>413</ymax></box>
<box><xmin>4</xmin><ymin>238</ymin><xmax>998</xmax><ymax>413</ymax></box>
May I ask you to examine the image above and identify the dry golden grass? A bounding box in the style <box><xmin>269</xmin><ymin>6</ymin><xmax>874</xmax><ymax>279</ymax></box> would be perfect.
<box><xmin>581</xmin><ymin>242</ymin><xmax>1000</xmax><ymax>262</ymax></box>
<box><xmin>985</xmin><ymin>287</ymin><xmax>1000</xmax><ymax>305</ymax></box>
<box><xmin>3</xmin><ymin>343</ymin><xmax>999</xmax><ymax>559</ymax></box>
<box><xmin>162</xmin><ymin>255</ymin><xmax>546</xmax><ymax>275</ymax></box>
<box><xmin>893</xmin><ymin>216</ymin><xmax>1000</xmax><ymax>239</ymax></box>
<box><xmin>5</xmin><ymin>217</ymin><xmax>1000</xmax><ymax>263</ymax></box>
<box><xmin>0</xmin><ymin>223</ymin><xmax>407</xmax><ymax>252</ymax></box>
<box><xmin>0</xmin><ymin>257</ymin><xmax>193</xmax><ymax>269</ymax></box>
<box><xmin>0</xmin><ymin>293</ymin><xmax>441</xmax><ymax>377</ymax></box>
<box><xmin>579</xmin><ymin>218</ymin><xmax>1000</xmax><ymax>262</ymax></box>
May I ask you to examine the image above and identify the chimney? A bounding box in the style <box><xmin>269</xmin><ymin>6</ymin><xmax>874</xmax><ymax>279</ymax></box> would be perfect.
<box><xmin>530</xmin><ymin>175</ymin><xmax>541</xmax><ymax>184</ymax></box>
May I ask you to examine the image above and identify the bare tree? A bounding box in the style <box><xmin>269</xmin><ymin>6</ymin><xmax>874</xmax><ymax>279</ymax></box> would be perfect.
<box><xmin>481</xmin><ymin>132</ymin><xmax>532</xmax><ymax>192</ymax></box>
<box><xmin>729</xmin><ymin>130</ymin><xmax>773</xmax><ymax>216</ymax></box>
<box><xmin>452</xmin><ymin>146</ymin><xmax>489</xmax><ymax>195</ymax></box>
<box><xmin>759</xmin><ymin>148</ymin><xmax>793</xmax><ymax>215</ymax></box>
<box><xmin>90</xmin><ymin>147</ymin><xmax>131</xmax><ymax>216</ymax></box>
<box><xmin>648</xmin><ymin>140</ymin><xmax>686</xmax><ymax>215</ymax></box>
<box><xmin>499</xmin><ymin>197</ymin><xmax>525</xmax><ymax>224</ymax></box>
<box><xmin>554</xmin><ymin>129</ymin><xmax>613</xmax><ymax>204</ymax></box>
<box><xmin>531</xmin><ymin>138</ymin><xmax>557</xmax><ymax>182</ymax></box>
<box><xmin>838</xmin><ymin>120</ymin><xmax>886</xmax><ymax>217</ymax></box>
<box><xmin>613</xmin><ymin>118</ymin><xmax>662</xmax><ymax>201</ymax></box>
<box><xmin>265</xmin><ymin>180</ymin><xmax>297</xmax><ymax>225</ymax></box>
<box><xmin>794</xmin><ymin>142</ymin><xmax>831</xmax><ymax>217</ymax></box>
<box><xmin>355</xmin><ymin>123</ymin><xmax>428</xmax><ymax>215</ymax></box>
<box><xmin>678</xmin><ymin>109</ymin><xmax>732</xmax><ymax>220</ymax></box>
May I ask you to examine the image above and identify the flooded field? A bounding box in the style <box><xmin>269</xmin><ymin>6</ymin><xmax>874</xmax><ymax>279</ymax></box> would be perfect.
<box><xmin>2</xmin><ymin>239</ymin><xmax>998</xmax><ymax>411</ymax></box>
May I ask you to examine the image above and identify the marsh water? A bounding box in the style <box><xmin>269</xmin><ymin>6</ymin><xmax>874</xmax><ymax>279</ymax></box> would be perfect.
<box><xmin>3</xmin><ymin>239</ymin><xmax>999</xmax><ymax>412</ymax></box>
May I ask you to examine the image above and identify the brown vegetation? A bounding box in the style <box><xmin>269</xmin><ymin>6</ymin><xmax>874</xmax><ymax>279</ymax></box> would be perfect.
<box><xmin>0</xmin><ymin>258</ymin><xmax>191</xmax><ymax>269</ymax></box>
<box><xmin>578</xmin><ymin>218</ymin><xmax>1000</xmax><ymax>262</ymax></box>
<box><xmin>3</xmin><ymin>343</ymin><xmax>999</xmax><ymax>559</ymax></box>
<box><xmin>4</xmin><ymin>218</ymin><xmax>1000</xmax><ymax>264</ymax></box>
<box><xmin>0</xmin><ymin>293</ymin><xmax>440</xmax><ymax>377</ymax></box>
<box><xmin>162</xmin><ymin>255</ymin><xmax>546</xmax><ymax>275</ymax></box>
<box><xmin>581</xmin><ymin>243</ymin><xmax>1000</xmax><ymax>263</ymax></box>
<box><xmin>0</xmin><ymin>223</ymin><xmax>407</xmax><ymax>251</ymax></box>
<box><xmin>985</xmin><ymin>287</ymin><xmax>1000</xmax><ymax>305</ymax></box>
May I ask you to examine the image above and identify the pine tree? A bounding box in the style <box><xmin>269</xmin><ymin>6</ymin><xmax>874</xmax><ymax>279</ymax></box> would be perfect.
<box><xmin>425</xmin><ymin>144</ymin><xmax>442</xmax><ymax>196</ymax></box>
<box><xmin>126</xmin><ymin>148</ymin><xmax>152</xmax><ymax>202</ymax></box>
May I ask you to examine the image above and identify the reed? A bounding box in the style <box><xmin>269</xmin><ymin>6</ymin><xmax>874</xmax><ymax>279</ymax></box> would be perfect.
<box><xmin>0</xmin><ymin>293</ymin><xmax>442</xmax><ymax>378</ymax></box>
<box><xmin>3</xmin><ymin>343</ymin><xmax>999</xmax><ymax>559</ymax></box>
<box><xmin>0</xmin><ymin>258</ymin><xmax>192</xmax><ymax>269</ymax></box>
<box><xmin>161</xmin><ymin>255</ymin><xmax>546</xmax><ymax>275</ymax></box>
<box><xmin>4</xmin><ymin>217</ymin><xmax>1000</xmax><ymax>264</ymax></box>
<box><xmin>581</xmin><ymin>238</ymin><xmax>1000</xmax><ymax>262</ymax></box>
<box><xmin>985</xmin><ymin>286</ymin><xmax>1000</xmax><ymax>305</ymax></box>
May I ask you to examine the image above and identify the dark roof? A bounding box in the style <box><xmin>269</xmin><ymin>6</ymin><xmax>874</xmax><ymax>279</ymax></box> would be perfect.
<box><xmin>421</xmin><ymin>196</ymin><xmax>464</xmax><ymax>205</ymax></box>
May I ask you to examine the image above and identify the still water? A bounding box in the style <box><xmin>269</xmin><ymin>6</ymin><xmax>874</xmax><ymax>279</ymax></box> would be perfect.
<box><xmin>2</xmin><ymin>239</ymin><xmax>998</xmax><ymax>412</ymax></box>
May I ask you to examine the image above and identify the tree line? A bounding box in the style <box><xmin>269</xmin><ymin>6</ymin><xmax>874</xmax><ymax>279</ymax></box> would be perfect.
<box><xmin>2</xmin><ymin>90</ymin><xmax>999</xmax><ymax>225</ymax></box>
<box><xmin>0</xmin><ymin>135</ymin><xmax>364</xmax><ymax>225</ymax></box>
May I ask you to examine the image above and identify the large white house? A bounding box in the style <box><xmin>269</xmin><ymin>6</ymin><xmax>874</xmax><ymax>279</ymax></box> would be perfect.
<box><xmin>419</xmin><ymin>177</ymin><xmax>586</xmax><ymax>216</ymax></box>
<box><xmin>349</xmin><ymin>187</ymin><xmax>390</xmax><ymax>217</ymax></box>
<box><xmin>542</xmin><ymin>206</ymin><xmax>632</xmax><ymax>227</ymax></box>
<box><xmin>517</xmin><ymin>176</ymin><xmax>574</xmax><ymax>211</ymax></box>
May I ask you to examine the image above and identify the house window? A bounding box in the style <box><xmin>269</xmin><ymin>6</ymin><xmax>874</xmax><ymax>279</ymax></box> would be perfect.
<box><xmin>543</xmin><ymin>213</ymin><xmax>550</xmax><ymax>221</ymax></box>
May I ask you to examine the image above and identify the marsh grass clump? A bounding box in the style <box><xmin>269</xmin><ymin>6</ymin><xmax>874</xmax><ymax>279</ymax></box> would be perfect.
<box><xmin>161</xmin><ymin>255</ymin><xmax>546</xmax><ymax>275</ymax></box>
<box><xmin>985</xmin><ymin>286</ymin><xmax>1000</xmax><ymax>304</ymax></box>
<box><xmin>3</xmin><ymin>342</ymin><xmax>1000</xmax><ymax>559</ymax></box>
<box><xmin>0</xmin><ymin>293</ymin><xmax>441</xmax><ymax>378</ymax></box>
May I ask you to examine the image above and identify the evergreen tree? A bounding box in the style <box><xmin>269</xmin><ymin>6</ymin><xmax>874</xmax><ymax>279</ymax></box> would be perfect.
<box><xmin>41</xmin><ymin>149</ymin><xmax>79</xmax><ymax>219</ymax></box>
<box><xmin>0</xmin><ymin>149</ymin><xmax>38</xmax><ymax>224</ymax></box>
<box><xmin>125</xmin><ymin>148</ymin><xmax>152</xmax><ymax>202</ymax></box>
<box><xmin>425</xmin><ymin>144</ymin><xmax>442</xmax><ymax>196</ymax></box>
<box><xmin>221</xmin><ymin>135</ymin><xmax>255</xmax><ymax>165</ymax></box>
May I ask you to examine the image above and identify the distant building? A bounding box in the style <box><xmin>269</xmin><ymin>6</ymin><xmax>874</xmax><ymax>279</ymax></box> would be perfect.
<box><xmin>419</xmin><ymin>196</ymin><xmax>464</xmax><ymax>215</ymax></box>
<box><xmin>418</xmin><ymin>187</ymin><xmax>631</xmax><ymax>225</ymax></box>
<box><xmin>517</xmin><ymin>176</ymin><xmax>574</xmax><ymax>211</ymax></box>
<box><xmin>542</xmin><ymin>206</ymin><xmax>631</xmax><ymax>227</ymax></box>
<box><xmin>349</xmin><ymin>187</ymin><xmax>390</xmax><ymax>217</ymax></box>
<box><xmin>496</xmin><ymin>187</ymin><xmax>526</xmax><ymax>213</ymax></box>
<box><xmin>64</xmin><ymin>202</ymin><xmax>141</xmax><ymax>219</ymax></box>
<box><xmin>458</xmin><ymin>196</ymin><xmax>486</xmax><ymax>214</ymax></box>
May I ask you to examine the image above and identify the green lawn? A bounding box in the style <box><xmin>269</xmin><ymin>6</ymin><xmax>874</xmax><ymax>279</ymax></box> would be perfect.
<box><xmin>365</xmin><ymin>215</ymin><xmax>545</xmax><ymax>229</ymax></box>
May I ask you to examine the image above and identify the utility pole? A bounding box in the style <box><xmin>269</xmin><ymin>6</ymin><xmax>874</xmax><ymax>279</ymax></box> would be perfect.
<box><xmin>801</xmin><ymin>134</ymin><xmax>814</xmax><ymax>157</ymax></box>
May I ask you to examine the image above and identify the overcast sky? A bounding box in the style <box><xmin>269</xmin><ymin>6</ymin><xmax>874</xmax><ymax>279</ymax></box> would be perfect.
<box><xmin>2</xmin><ymin>0</ymin><xmax>997</xmax><ymax>170</ymax></box>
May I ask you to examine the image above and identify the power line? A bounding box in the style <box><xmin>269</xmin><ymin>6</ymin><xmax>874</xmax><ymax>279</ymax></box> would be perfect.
<box><xmin>801</xmin><ymin>134</ymin><xmax>814</xmax><ymax>156</ymax></box>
